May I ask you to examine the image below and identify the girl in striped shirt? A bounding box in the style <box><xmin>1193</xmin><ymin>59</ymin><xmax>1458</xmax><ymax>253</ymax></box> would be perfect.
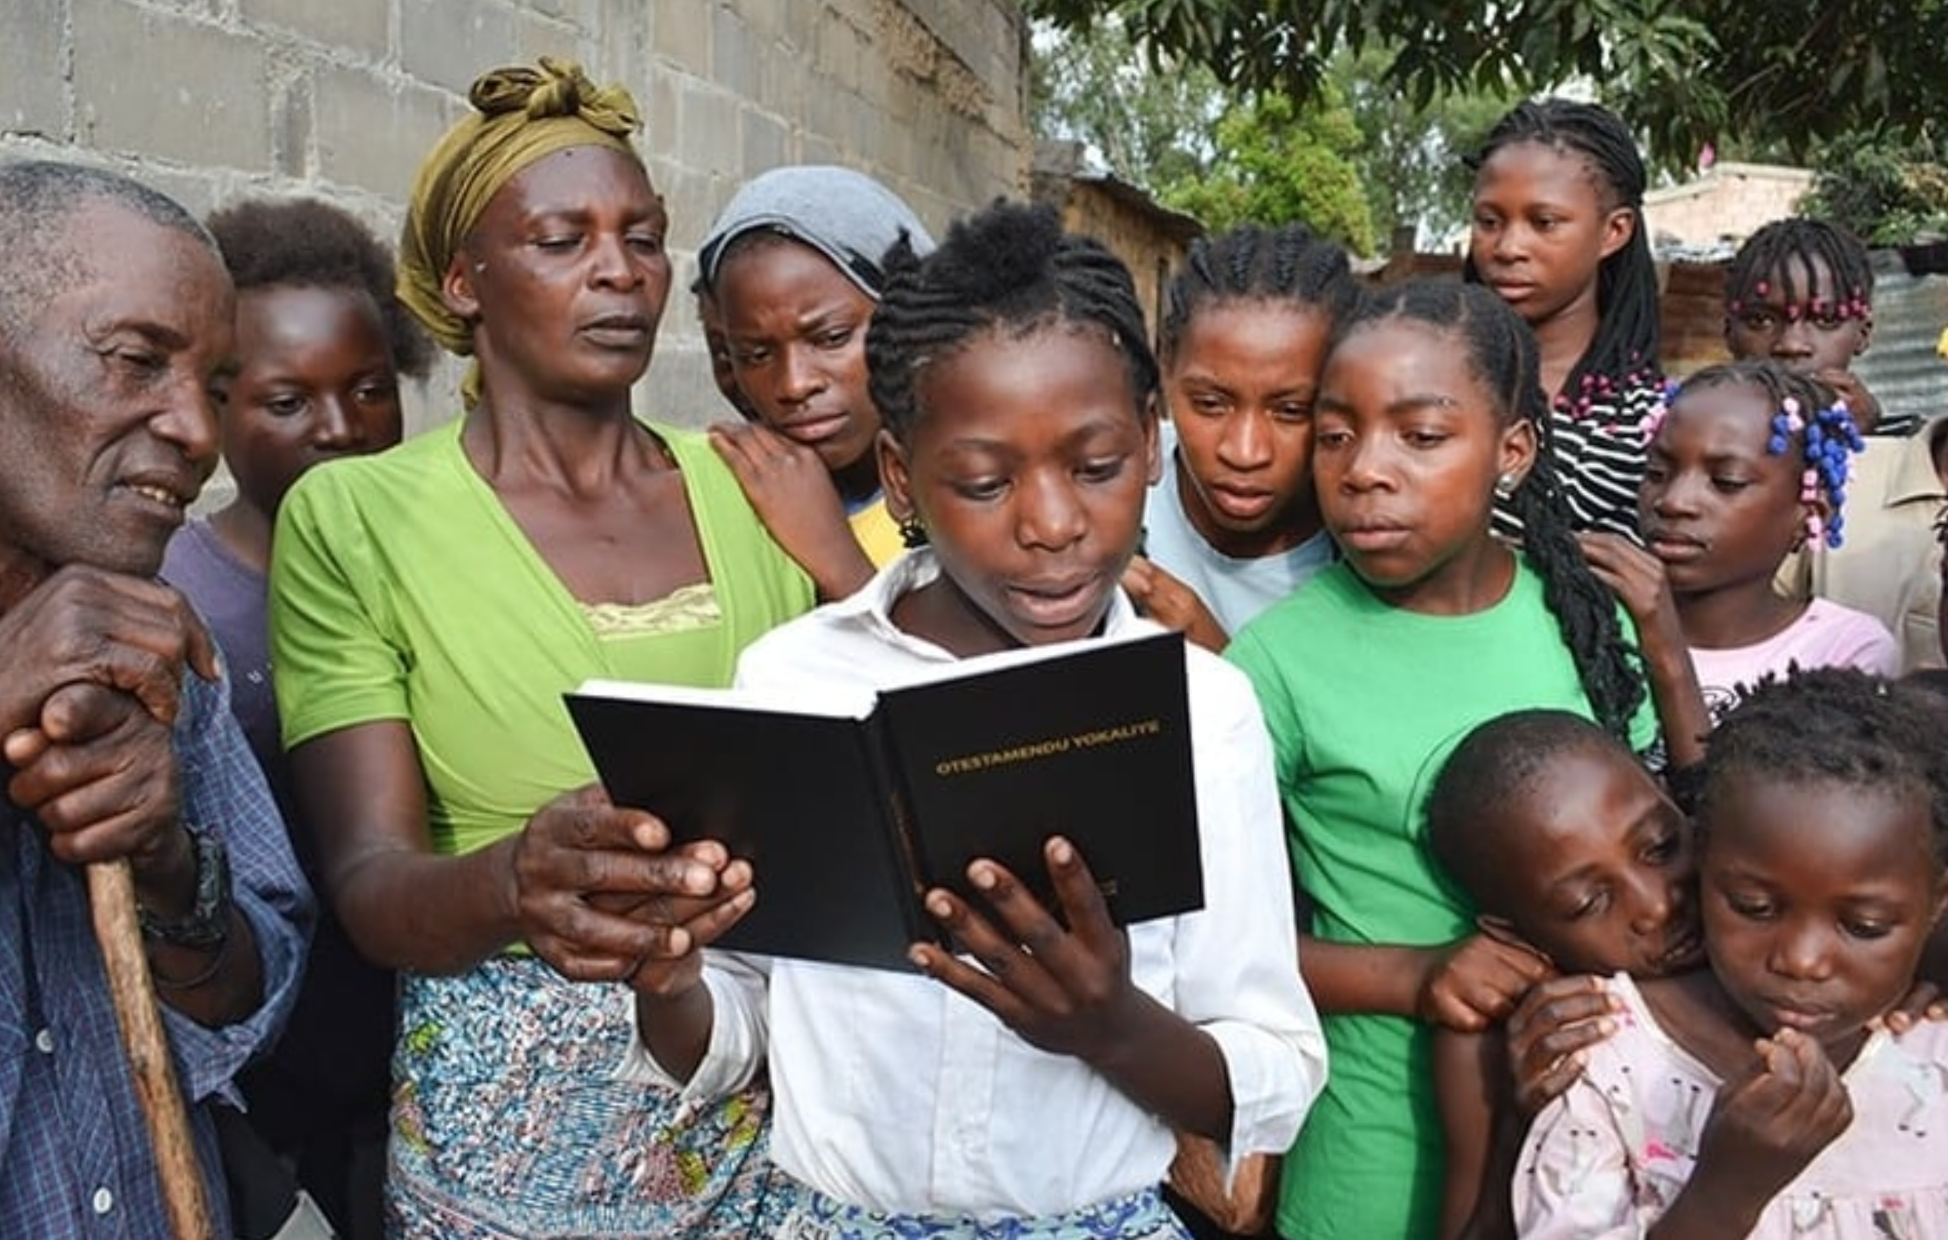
<box><xmin>1467</xmin><ymin>98</ymin><xmax>1665</xmax><ymax>542</ymax></box>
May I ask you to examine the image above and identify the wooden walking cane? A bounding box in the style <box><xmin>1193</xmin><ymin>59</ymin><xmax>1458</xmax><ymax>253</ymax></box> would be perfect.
<box><xmin>87</xmin><ymin>857</ymin><xmax>215</xmax><ymax>1240</ymax></box>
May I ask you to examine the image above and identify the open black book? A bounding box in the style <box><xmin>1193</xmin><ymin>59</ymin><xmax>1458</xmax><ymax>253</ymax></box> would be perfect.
<box><xmin>564</xmin><ymin>630</ymin><xmax>1203</xmax><ymax>970</ymax></box>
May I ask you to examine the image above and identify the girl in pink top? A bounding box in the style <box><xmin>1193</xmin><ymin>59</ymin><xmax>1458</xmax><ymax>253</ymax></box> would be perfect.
<box><xmin>1514</xmin><ymin>668</ymin><xmax>1948</xmax><ymax>1238</ymax></box>
<box><xmin>1637</xmin><ymin>361</ymin><xmax>1896</xmax><ymax>723</ymax></box>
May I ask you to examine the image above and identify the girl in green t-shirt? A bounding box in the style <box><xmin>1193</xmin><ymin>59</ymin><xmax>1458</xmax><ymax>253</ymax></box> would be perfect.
<box><xmin>1228</xmin><ymin>279</ymin><xmax>1661</xmax><ymax>1238</ymax></box>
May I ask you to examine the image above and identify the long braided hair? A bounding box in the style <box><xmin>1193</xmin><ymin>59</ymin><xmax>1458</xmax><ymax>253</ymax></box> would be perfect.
<box><xmin>1465</xmin><ymin>98</ymin><xmax>1662</xmax><ymax>414</ymax></box>
<box><xmin>866</xmin><ymin>200</ymin><xmax>1158</xmax><ymax>444</ymax></box>
<box><xmin>1335</xmin><ymin>279</ymin><xmax>1648</xmax><ymax>743</ymax></box>
<box><xmin>1157</xmin><ymin>222</ymin><xmax>1357</xmax><ymax>364</ymax></box>
<box><xmin>1659</xmin><ymin>359</ymin><xmax>1864</xmax><ymax>549</ymax></box>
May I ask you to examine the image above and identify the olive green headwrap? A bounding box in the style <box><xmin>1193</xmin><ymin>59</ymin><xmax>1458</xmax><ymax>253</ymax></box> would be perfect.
<box><xmin>397</xmin><ymin>57</ymin><xmax>642</xmax><ymax>369</ymax></box>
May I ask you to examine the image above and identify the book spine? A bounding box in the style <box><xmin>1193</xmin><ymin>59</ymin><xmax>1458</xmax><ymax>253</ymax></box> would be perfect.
<box><xmin>861</xmin><ymin>716</ymin><xmax>936</xmax><ymax>949</ymax></box>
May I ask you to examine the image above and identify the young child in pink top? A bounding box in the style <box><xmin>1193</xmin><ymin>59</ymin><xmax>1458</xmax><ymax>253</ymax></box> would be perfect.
<box><xmin>1514</xmin><ymin>668</ymin><xmax>1948</xmax><ymax>1238</ymax></box>
<box><xmin>1637</xmin><ymin>360</ymin><xmax>1896</xmax><ymax>722</ymax></box>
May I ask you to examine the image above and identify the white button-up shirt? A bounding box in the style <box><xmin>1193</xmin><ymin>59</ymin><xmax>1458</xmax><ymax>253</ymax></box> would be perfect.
<box><xmin>623</xmin><ymin>552</ymin><xmax>1327</xmax><ymax>1218</ymax></box>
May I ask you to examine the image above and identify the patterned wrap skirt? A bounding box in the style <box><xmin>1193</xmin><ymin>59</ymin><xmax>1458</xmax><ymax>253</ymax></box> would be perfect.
<box><xmin>385</xmin><ymin>955</ymin><xmax>781</xmax><ymax>1238</ymax></box>
<box><xmin>773</xmin><ymin>1180</ymin><xmax>1193</xmax><ymax>1240</ymax></box>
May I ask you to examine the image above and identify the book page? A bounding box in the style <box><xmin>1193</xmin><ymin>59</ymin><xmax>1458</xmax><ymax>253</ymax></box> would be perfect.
<box><xmin>574</xmin><ymin>676</ymin><xmax>874</xmax><ymax>720</ymax></box>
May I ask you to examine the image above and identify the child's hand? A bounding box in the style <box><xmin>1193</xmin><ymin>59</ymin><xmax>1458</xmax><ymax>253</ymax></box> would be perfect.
<box><xmin>1120</xmin><ymin>556</ymin><xmax>1229</xmax><ymax>653</ymax></box>
<box><xmin>1576</xmin><ymin>531</ymin><xmax>1681</xmax><ymax>638</ymax></box>
<box><xmin>621</xmin><ymin>842</ymin><xmax>757</xmax><ymax>1000</ymax></box>
<box><xmin>1881</xmin><ymin>979</ymin><xmax>1948</xmax><ymax>1035</ymax></box>
<box><xmin>708</xmin><ymin>421</ymin><xmax>874</xmax><ymax>599</ymax></box>
<box><xmin>1578</xmin><ymin>529</ymin><xmax>1712</xmax><ymax>771</ymax></box>
<box><xmin>1813</xmin><ymin>368</ymin><xmax>1880</xmax><ymax>435</ymax></box>
<box><xmin>1692</xmin><ymin>1029</ymin><xmax>1852</xmax><ymax>1208</ymax></box>
<box><xmin>1417</xmin><ymin>932</ymin><xmax>1554</xmax><ymax>1032</ymax></box>
<box><xmin>1504</xmin><ymin>975</ymin><xmax>1624</xmax><ymax>1116</ymax></box>
<box><xmin>912</xmin><ymin>836</ymin><xmax>1138</xmax><ymax>1060</ymax></box>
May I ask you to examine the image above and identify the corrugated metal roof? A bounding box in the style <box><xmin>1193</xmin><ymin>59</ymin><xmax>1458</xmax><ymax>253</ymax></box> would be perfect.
<box><xmin>1854</xmin><ymin>260</ymin><xmax>1948</xmax><ymax>434</ymax></box>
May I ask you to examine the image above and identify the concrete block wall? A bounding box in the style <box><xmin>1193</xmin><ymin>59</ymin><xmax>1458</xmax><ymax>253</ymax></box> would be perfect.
<box><xmin>1</xmin><ymin>0</ymin><xmax>1028</xmax><ymax>439</ymax></box>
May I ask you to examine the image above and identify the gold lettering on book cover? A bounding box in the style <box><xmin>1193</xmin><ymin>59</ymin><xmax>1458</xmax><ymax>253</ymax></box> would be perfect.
<box><xmin>932</xmin><ymin>717</ymin><xmax>1164</xmax><ymax>777</ymax></box>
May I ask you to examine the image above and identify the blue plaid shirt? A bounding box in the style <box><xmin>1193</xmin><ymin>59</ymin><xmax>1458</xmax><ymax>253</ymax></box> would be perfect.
<box><xmin>0</xmin><ymin>669</ymin><xmax>313</xmax><ymax>1237</ymax></box>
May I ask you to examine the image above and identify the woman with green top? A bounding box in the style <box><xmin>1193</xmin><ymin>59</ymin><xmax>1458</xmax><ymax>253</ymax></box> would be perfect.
<box><xmin>268</xmin><ymin>59</ymin><xmax>814</xmax><ymax>1236</ymax></box>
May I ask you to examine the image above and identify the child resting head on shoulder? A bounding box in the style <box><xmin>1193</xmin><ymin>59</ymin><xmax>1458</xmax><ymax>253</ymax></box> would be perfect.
<box><xmin>1426</xmin><ymin>709</ymin><xmax>1702</xmax><ymax>1238</ymax></box>
<box><xmin>697</xmin><ymin>165</ymin><xmax>935</xmax><ymax>595</ymax></box>
<box><xmin>1123</xmin><ymin>222</ymin><xmax>1357</xmax><ymax>650</ymax></box>
<box><xmin>1514</xmin><ymin>667</ymin><xmax>1948</xmax><ymax>1239</ymax></box>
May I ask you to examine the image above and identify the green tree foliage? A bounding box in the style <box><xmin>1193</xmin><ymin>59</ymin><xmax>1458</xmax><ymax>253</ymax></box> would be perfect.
<box><xmin>1159</xmin><ymin>89</ymin><xmax>1377</xmax><ymax>252</ymax></box>
<box><xmin>1331</xmin><ymin>48</ymin><xmax>1523</xmax><ymax>249</ymax></box>
<box><xmin>1027</xmin><ymin>0</ymin><xmax>1948</xmax><ymax>172</ymax></box>
<box><xmin>1032</xmin><ymin>18</ymin><xmax>1376</xmax><ymax>252</ymax></box>
<box><xmin>1800</xmin><ymin>132</ymin><xmax>1948</xmax><ymax>245</ymax></box>
<box><xmin>1030</xmin><ymin>14</ymin><xmax>1223</xmax><ymax>192</ymax></box>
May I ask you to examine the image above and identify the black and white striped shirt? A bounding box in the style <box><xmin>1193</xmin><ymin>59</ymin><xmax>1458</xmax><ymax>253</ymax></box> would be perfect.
<box><xmin>1498</xmin><ymin>375</ymin><xmax>1663</xmax><ymax>542</ymax></box>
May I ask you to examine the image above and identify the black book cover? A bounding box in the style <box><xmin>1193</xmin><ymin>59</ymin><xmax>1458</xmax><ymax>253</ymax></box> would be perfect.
<box><xmin>564</xmin><ymin>630</ymin><xmax>1202</xmax><ymax>971</ymax></box>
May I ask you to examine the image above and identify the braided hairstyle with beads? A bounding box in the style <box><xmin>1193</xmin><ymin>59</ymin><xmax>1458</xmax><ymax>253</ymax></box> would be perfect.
<box><xmin>1464</xmin><ymin>98</ymin><xmax>1663</xmax><ymax>414</ymax></box>
<box><xmin>1724</xmin><ymin>218</ymin><xmax>1874</xmax><ymax>328</ymax></box>
<box><xmin>1335</xmin><ymin>279</ymin><xmax>1647</xmax><ymax>743</ymax></box>
<box><xmin>1157</xmin><ymin>222</ymin><xmax>1358</xmax><ymax>364</ymax></box>
<box><xmin>866</xmin><ymin>200</ymin><xmax>1158</xmax><ymax>444</ymax></box>
<box><xmin>1662</xmin><ymin>359</ymin><xmax>1865</xmax><ymax>548</ymax></box>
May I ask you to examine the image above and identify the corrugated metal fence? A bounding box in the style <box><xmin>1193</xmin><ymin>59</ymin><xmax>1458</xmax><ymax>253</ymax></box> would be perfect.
<box><xmin>1856</xmin><ymin>257</ymin><xmax>1948</xmax><ymax>433</ymax></box>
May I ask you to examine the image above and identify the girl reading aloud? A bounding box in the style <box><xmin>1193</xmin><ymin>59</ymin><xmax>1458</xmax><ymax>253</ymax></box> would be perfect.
<box><xmin>1227</xmin><ymin>279</ymin><xmax>1660</xmax><ymax>1239</ymax></box>
<box><xmin>620</xmin><ymin>201</ymin><xmax>1326</xmax><ymax>1239</ymax></box>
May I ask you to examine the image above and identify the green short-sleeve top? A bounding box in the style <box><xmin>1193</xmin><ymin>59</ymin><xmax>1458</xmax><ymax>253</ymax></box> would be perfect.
<box><xmin>270</xmin><ymin>419</ymin><xmax>816</xmax><ymax>859</ymax></box>
<box><xmin>1226</xmin><ymin>558</ymin><xmax>1656</xmax><ymax>1240</ymax></box>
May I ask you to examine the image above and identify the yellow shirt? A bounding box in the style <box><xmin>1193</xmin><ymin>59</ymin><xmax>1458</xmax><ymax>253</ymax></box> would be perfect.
<box><xmin>849</xmin><ymin>496</ymin><xmax>905</xmax><ymax>569</ymax></box>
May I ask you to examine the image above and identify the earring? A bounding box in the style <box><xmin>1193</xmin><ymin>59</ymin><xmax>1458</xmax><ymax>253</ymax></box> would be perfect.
<box><xmin>898</xmin><ymin>515</ymin><xmax>928</xmax><ymax>549</ymax></box>
<box><xmin>1494</xmin><ymin>472</ymin><xmax>1518</xmax><ymax>499</ymax></box>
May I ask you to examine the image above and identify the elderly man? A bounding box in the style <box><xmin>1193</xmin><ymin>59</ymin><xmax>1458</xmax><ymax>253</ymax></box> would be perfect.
<box><xmin>0</xmin><ymin>160</ymin><xmax>310</xmax><ymax>1235</ymax></box>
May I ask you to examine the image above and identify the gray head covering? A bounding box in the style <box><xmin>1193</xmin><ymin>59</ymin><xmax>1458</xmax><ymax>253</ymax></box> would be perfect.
<box><xmin>698</xmin><ymin>165</ymin><xmax>934</xmax><ymax>301</ymax></box>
